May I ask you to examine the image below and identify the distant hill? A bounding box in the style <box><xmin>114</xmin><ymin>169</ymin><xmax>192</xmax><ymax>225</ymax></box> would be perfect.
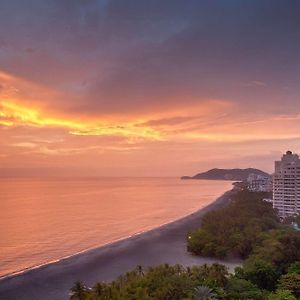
<box><xmin>181</xmin><ymin>168</ymin><xmax>270</xmax><ymax>181</ymax></box>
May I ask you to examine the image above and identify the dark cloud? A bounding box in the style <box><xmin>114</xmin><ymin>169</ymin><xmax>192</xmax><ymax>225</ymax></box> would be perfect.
<box><xmin>0</xmin><ymin>0</ymin><xmax>300</xmax><ymax>115</ymax></box>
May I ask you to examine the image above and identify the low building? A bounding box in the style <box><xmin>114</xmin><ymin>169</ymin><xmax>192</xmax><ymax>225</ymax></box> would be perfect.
<box><xmin>247</xmin><ymin>173</ymin><xmax>272</xmax><ymax>192</ymax></box>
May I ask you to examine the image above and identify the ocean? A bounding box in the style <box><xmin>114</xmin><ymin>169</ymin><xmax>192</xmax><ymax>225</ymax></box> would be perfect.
<box><xmin>0</xmin><ymin>177</ymin><xmax>232</xmax><ymax>278</ymax></box>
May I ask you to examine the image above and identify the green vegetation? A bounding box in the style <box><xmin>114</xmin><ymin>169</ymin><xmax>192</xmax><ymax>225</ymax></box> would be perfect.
<box><xmin>69</xmin><ymin>264</ymin><xmax>228</xmax><ymax>300</ymax></box>
<box><xmin>187</xmin><ymin>190</ymin><xmax>278</xmax><ymax>259</ymax></box>
<box><xmin>68</xmin><ymin>262</ymin><xmax>300</xmax><ymax>299</ymax></box>
<box><xmin>69</xmin><ymin>191</ymin><xmax>300</xmax><ymax>299</ymax></box>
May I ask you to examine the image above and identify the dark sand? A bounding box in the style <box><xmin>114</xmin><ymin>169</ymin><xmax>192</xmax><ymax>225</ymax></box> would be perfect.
<box><xmin>0</xmin><ymin>189</ymin><xmax>241</xmax><ymax>300</ymax></box>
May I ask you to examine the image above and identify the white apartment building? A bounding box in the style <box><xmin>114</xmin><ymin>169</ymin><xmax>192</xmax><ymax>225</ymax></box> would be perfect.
<box><xmin>247</xmin><ymin>173</ymin><xmax>272</xmax><ymax>192</ymax></box>
<box><xmin>273</xmin><ymin>151</ymin><xmax>300</xmax><ymax>217</ymax></box>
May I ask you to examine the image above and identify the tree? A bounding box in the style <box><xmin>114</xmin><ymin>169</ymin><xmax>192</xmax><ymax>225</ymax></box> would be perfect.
<box><xmin>268</xmin><ymin>289</ymin><xmax>296</xmax><ymax>300</ymax></box>
<box><xmin>241</xmin><ymin>259</ymin><xmax>280</xmax><ymax>291</ymax></box>
<box><xmin>92</xmin><ymin>282</ymin><xmax>110</xmax><ymax>299</ymax></box>
<box><xmin>287</xmin><ymin>262</ymin><xmax>300</xmax><ymax>275</ymax></box>
<box><xmin>193</xmin><ymin>286</ymin><xmax>216</xmax><ymax>300</ymax></box>
<box><xmin>278</xmin><ymin>273</ymin><xmax>300</xmax><ymax>298</ymax></box>
<box><xmin>226</xmin><ymin>277</ymin><xmax>264</xmax><ymax>300</ymax></box>
<box><xmin>134</xmin><ymin>287</ymin><xmax>151</xmax><ymax>299</ymax></box>
<box><xmin>187</xmin><ymin>190</ymin><xmax>277</xmax><ymax>259</ymax></box>
<box><xmin>69</xmin><ymin>281</ymin><xmax>88</xmax><ymax>300</ymax></box>
<box><xmin>205</xmin><ymin>263</ymin><xmax>228</xmax><ymax>287</ymax></box>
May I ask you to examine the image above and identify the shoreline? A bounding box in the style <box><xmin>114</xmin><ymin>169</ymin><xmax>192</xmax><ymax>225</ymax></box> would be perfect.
<box><xmin>0</xmin><ymin>187</ymin><xmax>232</xmax><ymax>282</ymax></box>
<box><xmin>0</xmin><ymin>188</ymin><xmax>241</xmax><ymax>300</ymax></box>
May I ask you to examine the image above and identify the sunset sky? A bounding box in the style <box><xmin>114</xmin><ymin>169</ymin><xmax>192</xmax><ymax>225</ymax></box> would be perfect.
<box><xmin>1</xmin><ymin>0</ymin><xmax>300</xmax><ymax>176</ymax></box>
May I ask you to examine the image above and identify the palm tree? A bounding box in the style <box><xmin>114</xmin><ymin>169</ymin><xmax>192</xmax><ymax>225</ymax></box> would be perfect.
<box><xmin>69</xmin><ymin>281</ymin><xmax>88</xmax><ymax>300</ymax></box>
<box><xmin>193</xmin><ymin>286</ymin><xmax>217</xmax><ymax>300</ymax></box>
<box><xmin>137</xmin><ymin>265</ymin><xmax>144</xmax><ymax>276</ymax></box>
<box><xmin>92</xmin><ymin>282</ymin><xmax>104</xmax><ymax>299</ymax></box>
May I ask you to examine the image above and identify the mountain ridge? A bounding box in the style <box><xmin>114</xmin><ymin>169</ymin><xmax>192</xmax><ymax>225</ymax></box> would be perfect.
<box><xmin>181</xmin><ymin>168</ymin><xmax>270</xmax><ymax>181</ymax></box>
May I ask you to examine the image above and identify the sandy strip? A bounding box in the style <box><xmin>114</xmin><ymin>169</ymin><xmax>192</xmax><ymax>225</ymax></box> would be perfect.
<box><xmin>0</xmin><ymin>189</ymin><xmax>241</xmax><ymax>300</ymax></box>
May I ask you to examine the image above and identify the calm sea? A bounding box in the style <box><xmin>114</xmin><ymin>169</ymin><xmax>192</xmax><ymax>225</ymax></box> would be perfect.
<box><xmin>0</xmin><ymin>177</ymin><xmax>232</xmax><ymax>278</ymax></box>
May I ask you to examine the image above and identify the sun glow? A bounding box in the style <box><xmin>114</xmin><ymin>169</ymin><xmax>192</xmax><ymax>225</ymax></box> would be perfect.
<box><xmin>0</xmin><ymin>101</ymin><xmax>162</xmax><ymax>140</ymax></box>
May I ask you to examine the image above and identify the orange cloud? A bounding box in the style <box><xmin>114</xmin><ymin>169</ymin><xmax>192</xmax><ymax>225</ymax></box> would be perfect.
<box><xmin>0</xmin><ymin>100</ymin><xmax>162</xmax><ymax>140</ymax></box>
<box><xmin>2</xmin><ymin>68</ymin><xmax>300</xmax><ymax>149</ymax></box>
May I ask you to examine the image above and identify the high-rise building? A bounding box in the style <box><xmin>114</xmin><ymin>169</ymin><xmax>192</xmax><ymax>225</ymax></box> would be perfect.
<box><xmin>273</xmin><ymin>151</ymin><xmax>300</xmax><ymax>217</ymax></box>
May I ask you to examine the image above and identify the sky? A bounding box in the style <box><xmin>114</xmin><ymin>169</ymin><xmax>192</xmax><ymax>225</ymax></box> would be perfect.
<box><xmin>1</xmin><ymin>0</ymin><xmax>300</xmax><ymax>177</ymax></box>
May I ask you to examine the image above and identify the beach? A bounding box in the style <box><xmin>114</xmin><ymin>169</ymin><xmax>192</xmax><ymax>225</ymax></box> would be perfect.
<box><xmin>0</xmin><ymin>189</ymin><xmax>240</xmax><ymax>300</ymax></box>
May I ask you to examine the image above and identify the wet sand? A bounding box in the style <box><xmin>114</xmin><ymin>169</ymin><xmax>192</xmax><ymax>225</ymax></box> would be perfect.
<box><xmin>0</xmin><ymin>189</ymin><xmax>240</xmax><ymax>300</ymax></box>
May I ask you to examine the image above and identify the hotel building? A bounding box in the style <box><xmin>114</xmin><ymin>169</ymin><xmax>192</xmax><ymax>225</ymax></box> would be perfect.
<box><xmin>273</xmin><ymin>151</ymin><xmax>300</xmax><ymax>217</ymax></box>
